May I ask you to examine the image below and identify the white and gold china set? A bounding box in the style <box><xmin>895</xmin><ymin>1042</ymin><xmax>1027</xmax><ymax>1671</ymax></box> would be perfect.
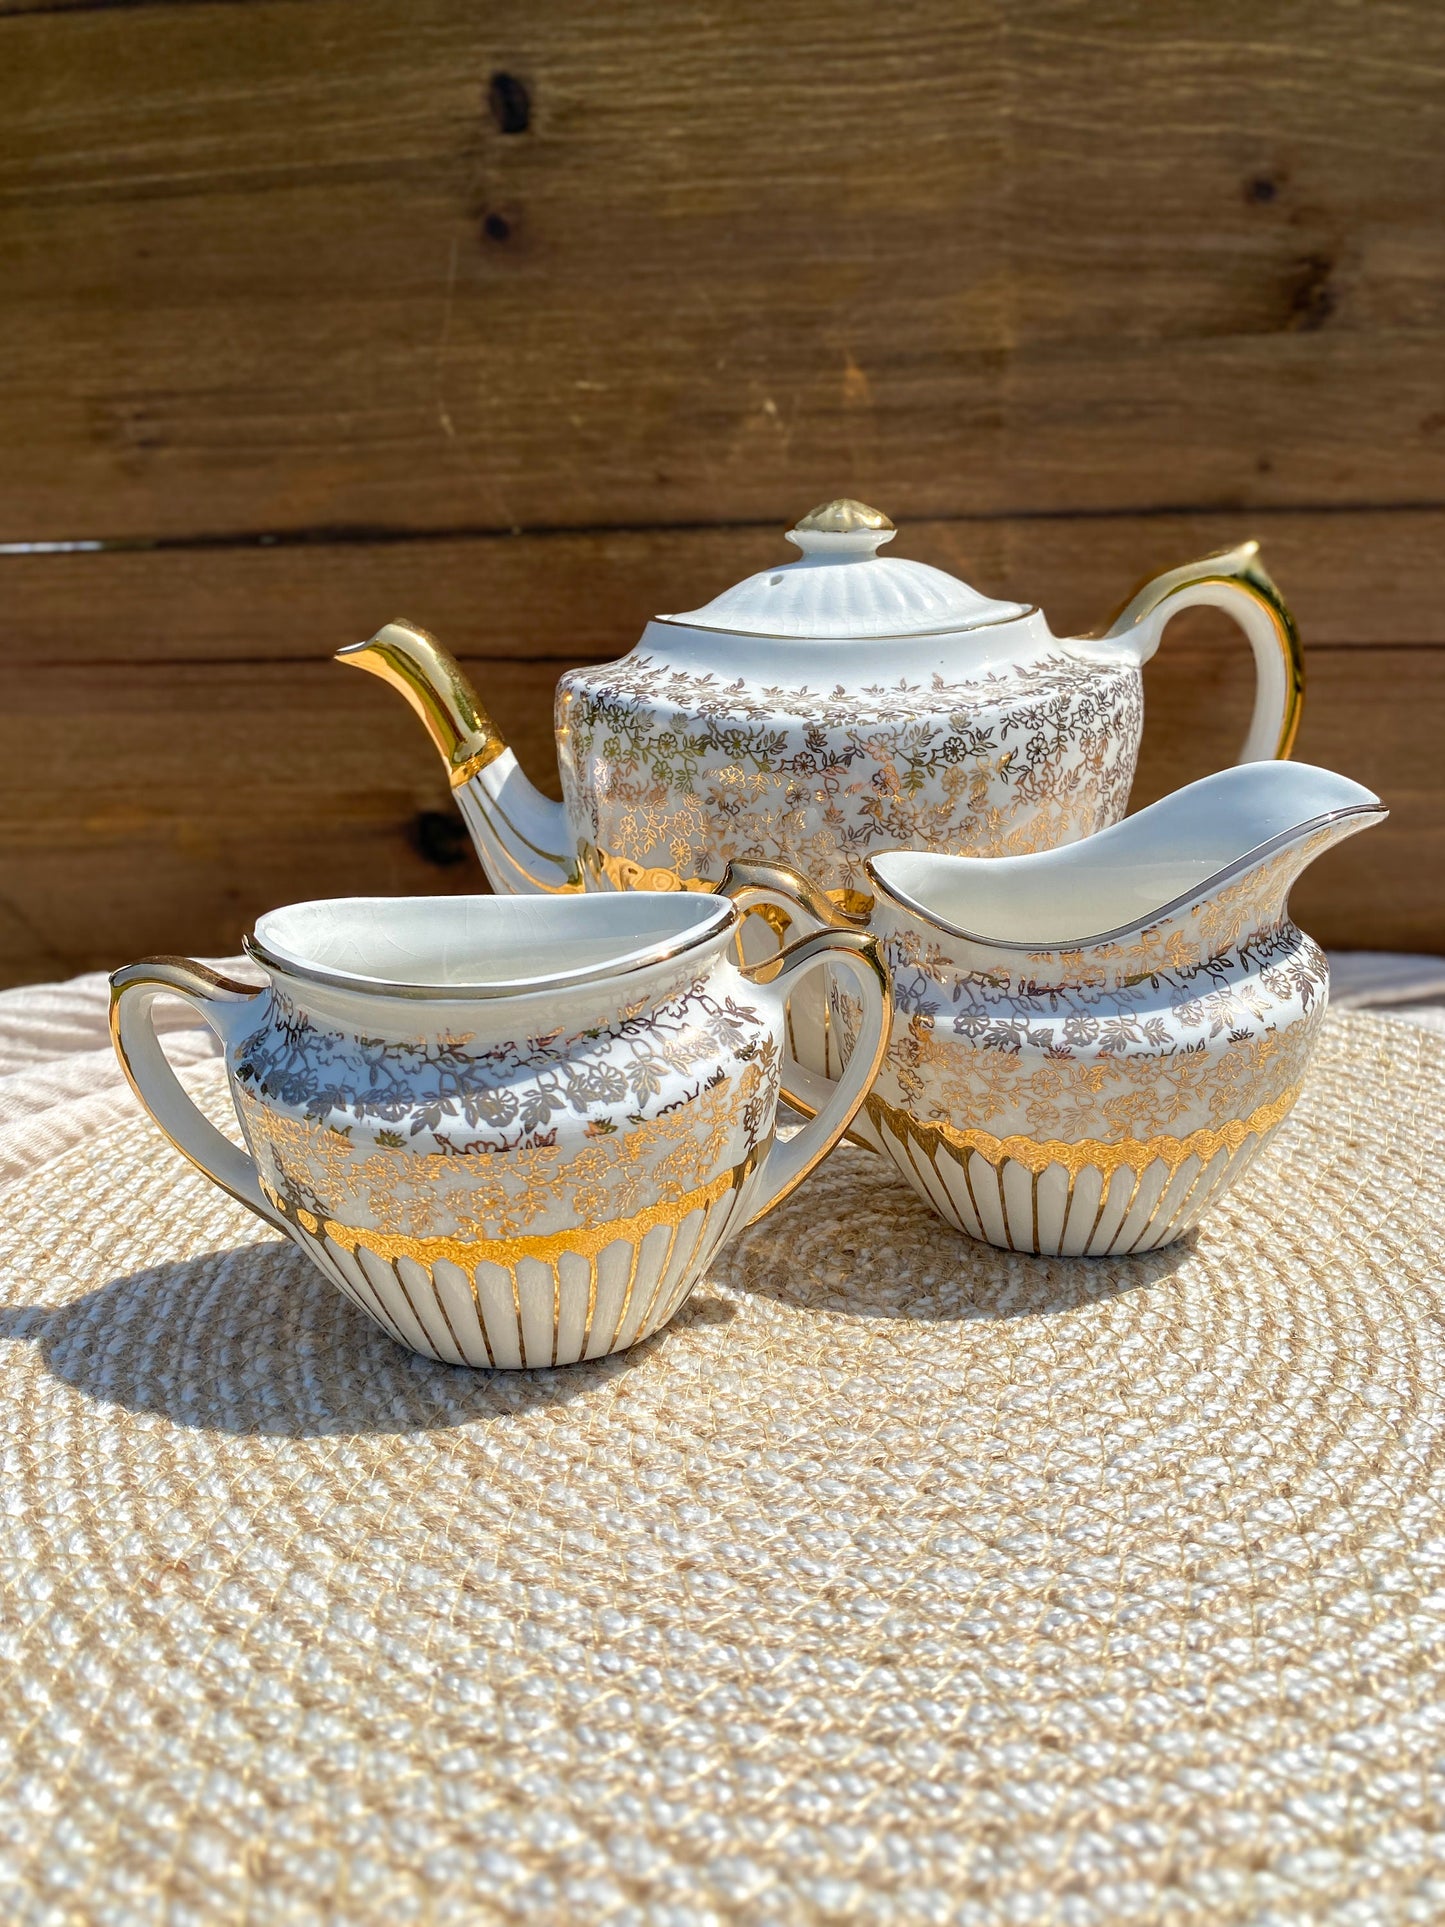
<box><xmin>337</xmin><ymin>497</ymin><xmax>1307</xmax><ymax>1083</ymax></box>
<box><xmin>112</xmin><ymin>503</ymin><xmax>1383</xmax><ymax>1364</ymax></box>
<box><xmin>338</xmin><ymin>498</ymin><xmax>1303</xmax><ymax>901</ymax></box>
<box><xmin>111</xmin><ymin>894</ymin><xmax>888</xmax><ymax>1369</ymax></box>
<box><xmin>720</xmin><ymin>763</ymin><xmax>1384</xmax><ymax>1259</ymax></box>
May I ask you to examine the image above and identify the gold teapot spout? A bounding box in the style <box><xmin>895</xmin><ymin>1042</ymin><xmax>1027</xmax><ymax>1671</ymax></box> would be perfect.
<box><xmin>338</xmin><ymin>621</ymin><xmax>578</xmax><ymax>895</ymax></box>
<box><xmin>338</xmin><ymin>620</ymin><xmax>507</xmax><ymax>789</ymax></box>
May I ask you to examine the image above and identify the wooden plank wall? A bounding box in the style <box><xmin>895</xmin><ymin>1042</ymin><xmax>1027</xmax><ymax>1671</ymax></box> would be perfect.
<box><xmin>1</xmin><ymin>0</ymin><xmax>1441</xmax><ymax>984</ymax></box>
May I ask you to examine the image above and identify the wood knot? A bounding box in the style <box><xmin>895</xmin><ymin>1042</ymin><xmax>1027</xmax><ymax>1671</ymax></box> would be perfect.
<box><xmin>488</xmin><ymin>72</ymin><xmax>531</xmax><ymax>134</ymax></box>
<box><xmin>1286</xmin><ymin>253</ymin><xmax>1336</xmax><ymax>331</ymax></box>
<box><xmin>410</xmin><ymin>811</ymin><xmax>471</xmax><ymax>867</ymax></box>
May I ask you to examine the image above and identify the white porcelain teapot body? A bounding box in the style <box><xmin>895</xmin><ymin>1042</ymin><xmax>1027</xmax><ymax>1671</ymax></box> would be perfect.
<box><xmin>340</xmin><ymin>500</ymin><xmax>1303</xmax><ymax>901</ymax></box>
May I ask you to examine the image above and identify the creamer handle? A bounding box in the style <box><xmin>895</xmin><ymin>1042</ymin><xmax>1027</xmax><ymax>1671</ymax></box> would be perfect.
<box><xmin>741</xmin><ymin>927</ymin><xmax>890</xmax><ymax>1221</ymax></box>
<box><xmin>109</xmin><ymin>959</ymin><xmax>282</xmax><ymax>1231</ymax></box>
<box><xmin>1085</xmin><ymin>541</ymin><xmax>1304</xmax><ymax>763</ymax></box>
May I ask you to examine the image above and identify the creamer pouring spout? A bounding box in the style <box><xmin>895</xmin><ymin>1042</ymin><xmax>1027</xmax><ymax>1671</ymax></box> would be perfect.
<box><xmin>859</xmin><ymin>760</ymin><xmax>1381</xmax><ymax>966</ymax></box>
<box><xmin>337</xmin><ymin>498</ymin><xmax>1304</xmax><ymax>899</ymax></box>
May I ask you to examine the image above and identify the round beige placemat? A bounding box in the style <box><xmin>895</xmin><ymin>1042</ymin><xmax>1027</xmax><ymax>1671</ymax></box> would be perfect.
<box><xmin>0</xmin><ymin>1011</ymin><xmax>1441</xmax><ymax>1925</ymax></box>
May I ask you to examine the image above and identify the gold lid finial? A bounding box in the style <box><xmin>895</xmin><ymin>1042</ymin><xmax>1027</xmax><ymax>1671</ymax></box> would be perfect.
<box><xmin>793</xmin><ymin>499</ymin><xmax>895</xmax><ymax>535</ymax></box>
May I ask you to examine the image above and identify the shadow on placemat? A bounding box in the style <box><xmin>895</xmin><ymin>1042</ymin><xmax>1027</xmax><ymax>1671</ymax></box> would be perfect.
<box><xmin>723</xmin><ymin>1142</ymin><xmax>1200</xmax><ymax>1320</ymax></box>
<box><xmin>0</xmin><ymin>1145</ymin><xmax>1200</xmax><ymax>1438</ymax></box>
<box><xmin>0</xmin><ymin>1238</ymin><xmax>735</xmax><ymax>1439</ymax></box>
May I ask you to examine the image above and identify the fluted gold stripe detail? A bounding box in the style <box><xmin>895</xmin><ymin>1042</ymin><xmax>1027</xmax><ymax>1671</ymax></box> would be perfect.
<box><xmin>865</xmin><ymin>1084</ymin><xmax>1302</xmax><ymax>1181</ymax></box>
<box><xmin>624</xmin><ymin>1219</ymin><xmax>684</xmax><ymax>1352</ymax></box>
<box><xmin>458</xmin><ymin>780</ymin><xmax>583</xmax><ymax>889</ymax></box>
<box><xmin>260</xmin><ymin>1148</ymin><xmax>762</xmax><ymax>1272</ymax></box>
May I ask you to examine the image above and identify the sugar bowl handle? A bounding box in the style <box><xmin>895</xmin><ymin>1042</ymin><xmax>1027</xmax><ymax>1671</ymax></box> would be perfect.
<box><xmin>109</xmin><ymin>958</ymin><xmax>281</xmax><ymax>1232</ymax></box>
<box><xmin>720</xmin><ymin>861</ymin><xmax>888</xmax><ymax>1164</ymax></box>
<box><xmin>734</xmin><ymin>911</ymin><xmax>890</xmax><ymax>1220</ymax></box>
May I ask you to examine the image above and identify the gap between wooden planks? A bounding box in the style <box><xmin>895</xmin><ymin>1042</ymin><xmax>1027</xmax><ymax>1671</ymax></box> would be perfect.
<box><xmin>7</xmin><ymin>508</ymin><xmax>1444</xmax><ymax>663</ymax></box>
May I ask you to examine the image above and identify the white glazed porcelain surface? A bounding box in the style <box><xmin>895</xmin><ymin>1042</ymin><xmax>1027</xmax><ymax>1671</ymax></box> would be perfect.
<box><xmin>234</xmin><ymin>904</ymin><xmax>772</xmax><ymax>1368</ymax></box>
<box><xmin>250</xmin><ymin>892</ymin><xmax>731</xmax><ymax>994</ymax></box>
<box><xmin>110</xmin><ymin>895</ymin><xmax>889</xmax><ymax>1369</ymax></box>
<box><xmin>339</xmin><ymin>503</ymin><xmax>1302</xmax><ymax>904</ymax></box>
<box><xmin>661</xmin><ymin>522</ymin><xmax>1029</xmax><ymax>639</ymax></box>
<box><xmin>555</xmin><ymin>615</ymin><xmax>1141</xmax><ymax>896</ymax></box>
<box><xmin>731</xmin><ymin>765</ymin><xmax>1386</xmax><ymax>1258</ymax></box>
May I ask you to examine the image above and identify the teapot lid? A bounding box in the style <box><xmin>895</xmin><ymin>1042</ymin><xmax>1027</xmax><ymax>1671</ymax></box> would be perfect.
<box><xmin>659</xmin><ymin>499</ymin><xmax>1029</xmax><ymax>639</ymax></box>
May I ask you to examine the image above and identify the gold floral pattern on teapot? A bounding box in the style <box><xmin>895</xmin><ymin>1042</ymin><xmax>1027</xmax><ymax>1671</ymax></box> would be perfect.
<box><xmin>337</xmin><ymin>504</ymin><xmax>1303</xmax><ymax>900</ymax></box>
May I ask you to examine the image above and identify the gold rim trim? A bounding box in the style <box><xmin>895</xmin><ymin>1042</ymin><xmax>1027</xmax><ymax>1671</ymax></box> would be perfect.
<box><xmin>242</xmin><ymin>892</ymin><xmax>737</xmax><ymax>1002</ymax></box>
<box><xmin>450</xmin><ymin>746</ymin><xmax>505</xmax><ymax>788</ymax></box>
<box><xmin>865</xmin><ymin>1084</ymin><xmax>1303</xmax><ymax>1180</ymax></box>
<box><xmin>864</xmin><ymin>806</ymin><xmax>1383</xmax><ymax>955</ymax></box>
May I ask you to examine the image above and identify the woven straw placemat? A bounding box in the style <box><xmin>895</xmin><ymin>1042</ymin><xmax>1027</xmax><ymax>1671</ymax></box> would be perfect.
<box><xmin>0</xmin><ymin>1011</ymin><xmax>1440</xmax><ymax>1925</ymax></box>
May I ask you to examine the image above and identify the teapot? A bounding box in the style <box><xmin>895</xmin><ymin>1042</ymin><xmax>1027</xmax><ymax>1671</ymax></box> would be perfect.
<box><xmin>338</xmin><ymin>499</ymin><xmax>1303</xmax><ymax>903</ymax></box>
<box><xmin>719</xmin><ymin>761</ymin><xmax>1384</xmax><ymax>1256</ymax></box>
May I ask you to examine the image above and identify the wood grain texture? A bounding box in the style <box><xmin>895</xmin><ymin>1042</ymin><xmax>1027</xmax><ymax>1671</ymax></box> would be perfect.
<box><xmin>0</xmin><ymin>638</ymin><xmax>1437</xmax><ymax>984</ymax></box>
<box><xmin>8</xmin><ymin>510</ymin><xmax>1445</xmax><ymax>666</ymax></box>
<box><xmin>0</xmin><ymin>658</ymin><xmax>586</xmax><ymax>985</ymax></box>
<box><xmin>1135</xmin><ymin>646</ymin><xmax>1444</xmax><ymax>955</ymax></box>
<box><xmin>0</xmin><ymin>0</ymin><xmax>1440</xmax><ymax>981</ymax></box>
<box><xmin>0</xmin><ymin>0</ymin><xmax>1442</xmax><ymax>536</ymax></box>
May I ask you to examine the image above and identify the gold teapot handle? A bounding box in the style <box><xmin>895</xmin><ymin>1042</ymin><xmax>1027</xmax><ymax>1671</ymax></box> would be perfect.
<box><xmin>1088</xmin><ymin>541</ymin><xmax>1304</xmax><ymax>762</ymax></box>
